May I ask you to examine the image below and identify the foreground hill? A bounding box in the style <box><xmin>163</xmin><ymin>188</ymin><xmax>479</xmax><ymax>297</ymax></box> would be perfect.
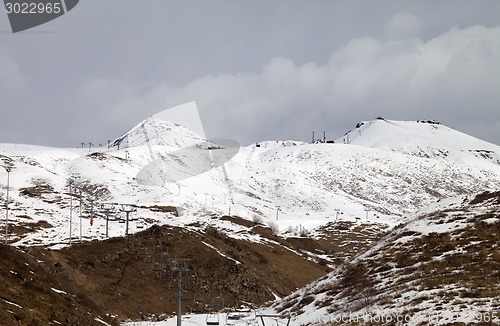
<box><xmin>274</xmin><ymin>191</ymin><xmax>500</xmax><ymax>325</ymax></box>
<box><xmin>0</xmin><ymin>215</ymin><xmax>336</xmax><ymax>325</ymax></box>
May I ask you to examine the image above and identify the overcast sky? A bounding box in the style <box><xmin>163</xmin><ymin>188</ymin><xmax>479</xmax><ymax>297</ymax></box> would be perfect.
<box><xmin>1</xmin><ymin>0</ymin><xmax>499</xmax><ymax>147</ymax></box>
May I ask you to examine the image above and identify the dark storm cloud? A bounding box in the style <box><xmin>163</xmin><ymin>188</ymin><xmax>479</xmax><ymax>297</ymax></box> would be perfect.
<box><xmin>0</xmin><ymin>0</ymin><xmax>499</xmax><ymax>147</ymax></box>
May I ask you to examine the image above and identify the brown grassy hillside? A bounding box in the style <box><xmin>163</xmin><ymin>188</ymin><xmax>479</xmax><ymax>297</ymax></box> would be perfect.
<box><xmin>276</xmin><ymin>191</ymin><xmax>500</xmax><ymax>326</ymax></box>
<box><xmin>1</xmin><ymin>214</ymin><xmax>355</xmax><ymax>325</ymax></box>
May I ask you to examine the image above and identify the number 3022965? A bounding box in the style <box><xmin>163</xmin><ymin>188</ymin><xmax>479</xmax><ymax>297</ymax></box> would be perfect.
<box><xmin>5</xmin><ymin>2</ymin><xmax>62</xmax><ymax>14</ymax></box>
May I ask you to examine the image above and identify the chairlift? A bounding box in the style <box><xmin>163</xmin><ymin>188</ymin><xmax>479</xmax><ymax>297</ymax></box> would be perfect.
<box><xmin>152</xmin><ymin>261</ymin><xmax>163</xmax><ymax>273</ymax></box>
<box><xmin>144</xmin><ymin>240</ymin><xmax>154</xmax><ymax>246</ymax></box>
<box><xmin>168</xmin><ymin>259</ymin><xmax>179</xmax><ymax>270</ymax></box>
<box><xmin>198</xmin><ymin>279</ymin><xmax>210</xmax><ymax>297</ymax></box>
<box><xmin>226</xmin><ymin>306</ymin><xmax>251</xmax><ymax>322</ymax></box>
<box><xmin>226</xmin><ymin>312</ymin><xmax>241</xmax><ymax>321</ymax></box>
<box><xmin>182</xmin><ymin>270</ymin><xmax>194</xmax><ymax>291</ymax></box>
<box><xmin>168</xmin><ymin>272</ymin><xmax>178</xmax><ymax>289</ymax></box>
<box><xmin>154</xmin><ymin>241</ymin><xmax>163</xmax><ymax>255</ymax></box>
<box><xmin>256</xmin><ymin>314</ymin><xmax>292</xmax><ymax>326</ymax></box>
<box><xmin>211</xmin><ymin>288</ymin><xmax>224</xmax><ymax>311</ymax></box>
<box><xmin>162</xmin><ymin>257</ymin><xmax>174</xmax><ymax>265</ymax></box>
<box><xmin>206</xmin><ymin>313</ymin><xmax>220</xmax><ymax>326</ymax></box>
<box><xmin>144</xmin><ymin>251</ymin><xmax>154</xmax><ymax>264</ymax></box>
<box><xmin>246</xmin><ymin>319</ymin><xmax>259</xmax><ymax>326</ymax></box>
<box><xmin>160</xmin><ymin>273</ymin><xmax>170</xmax><ymax>281</ymax></box>
<box><xmin>189</xmin><ymin>301</ymin><xmax>204</xmax><ymax>314</ymax></box>
<box><xmin>153</xmin><ymin>257</ymin><xmax>164</xmax><ymax>273</ymax></box>
<box><xmin>185</xmin><ymin>273</ymin><xmax>196</xmax><ymax>287</ymax></box>
<box><xmin>108</xmin><ymin>215</ymin><xmax>119</xmax><ymax>222</ymax></box>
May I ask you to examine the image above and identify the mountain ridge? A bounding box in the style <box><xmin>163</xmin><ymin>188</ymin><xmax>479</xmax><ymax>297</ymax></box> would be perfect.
<box><xmin>1</xmin><ymin>116</ymin><xmax>500</xmax><ymax>247</ymax></box>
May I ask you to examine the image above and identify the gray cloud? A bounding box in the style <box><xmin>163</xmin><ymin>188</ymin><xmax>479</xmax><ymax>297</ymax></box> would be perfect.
<box><xmin>384</xmin><ymin>12</ymin><xmax>423</xmax><ymax>38</ymax></box>
<box><xmin>93</xmin><ymin>25</ymin><xmax>500</xmax><ymax>145</ymax></box>
<box><xmin>0</xmin><ymin>48</ymin><xmax>25</xmax><ymax>91</ymax></box>
<box><xmin>0</xmin><ymin>1</ymin><xmax>499</xmax><ymax>147</ymax></box>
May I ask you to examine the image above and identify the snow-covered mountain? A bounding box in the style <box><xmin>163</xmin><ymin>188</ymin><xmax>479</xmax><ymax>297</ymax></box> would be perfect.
<box><xmin>342</xmin><ymin>118</ymin><xmax>500</xmax><ymax>166</ymax></box>
<box><xmin>111</xmin><ymin>117</ymin><xmax>205</xmax><ymax>150</ymax></box>
<box><xmin>1</xmin><ymin>113</ymin><xmax>500</xmax><ymax>248</ymax></box>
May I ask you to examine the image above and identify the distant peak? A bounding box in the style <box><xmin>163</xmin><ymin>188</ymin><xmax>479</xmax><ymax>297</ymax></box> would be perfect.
<box><xmin>339</xmin><ymin>118</ymin><xmax>500</xmax><ymax>165</ymax></box>
<box><xmin>111</xmin><ymin>116</ymin><xmax>204</xmax><ymax>150</ymax></box>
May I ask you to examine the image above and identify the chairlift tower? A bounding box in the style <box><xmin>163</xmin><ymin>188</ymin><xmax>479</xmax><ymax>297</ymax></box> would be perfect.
<box><xmin>89</xmin><ymin>198</ymin><xmax>95</xmax><ymax>223</ymax></box>
<box><xmin>335</xmin><ymin>209</ymin><xmax>340</xmax><ymax>221</ymax></box>
<box><xmin>120</xmin><ymin>204</ymin><xmax>136</xmax><ymax>236</ymax></box>
<box><xmin>140</xmin><ymin>119</ymin><xmax>155</xmax><ymax>160</ymax></box>
<box><xmin>78</xmin><ymin>188</ymin><xmax>83</xmax><ymax>241</ymax></box>
<box><xmin>66</xmin><ymin>179</ymin><xmax>76</xmax><ymax>245</ymax></box>
<box><xmin>101</xmin><ymin>203</ymin><xmax>116</xmax><ymax>237</ymax></box>
<box><xmin>67</xmin><ymin>176</ymin><xmax>84</xmax><ymax>241</ymax></box>
<box><xmin>4</xmin><ymin>166</ymin><xmax>11</xmax><ymax>244</ymax></box>
<box><xmin>66</xmin><ymin>177</ymin><xmax>83</xmax><ymax>244</ymax></box>
<box><xmin>167</xmin><ymin>258</ymin><xmax>192</xmax><ymax>326</ymax></box>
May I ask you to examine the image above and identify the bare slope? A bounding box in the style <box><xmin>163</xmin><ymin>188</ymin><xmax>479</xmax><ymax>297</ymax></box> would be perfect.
<box><xmin>275</xmin><ymin>191</ymin><xmax>500</xmax><ymax>325</ymax></box>
<box><xmin>1</xmin><ymin>216</ymin><xmax>337</xmax><ymax>325</ymax></box>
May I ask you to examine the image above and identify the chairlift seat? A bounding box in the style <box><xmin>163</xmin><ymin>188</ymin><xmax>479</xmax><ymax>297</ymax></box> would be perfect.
<box><xmin>206</xmin><ymin>314</ymin><xmax>220</xmax><ymax>326</ymax></box>
<box><xmin>227</xmin><ymin>313</ymin><xmax>241</xmax><ymax>321</ymax></box>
